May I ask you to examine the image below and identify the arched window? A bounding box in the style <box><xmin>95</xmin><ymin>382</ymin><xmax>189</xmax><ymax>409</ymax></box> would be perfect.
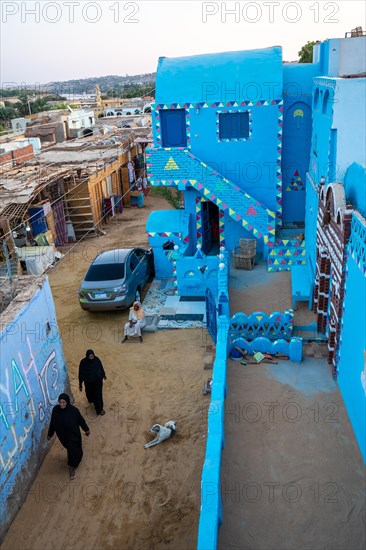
<box><xmin>322</xmin><ymin>90</ymin><xmax>330</xmax><ymax>114</ymax></box>
<box><xmin>314</xmin><ymin>87</ymin><xmax>320</xmax><ymax>109</ymax></box>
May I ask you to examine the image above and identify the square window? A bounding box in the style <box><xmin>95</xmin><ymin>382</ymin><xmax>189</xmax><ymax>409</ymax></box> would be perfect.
<box><xmin>218</xmin><ymin>112</ymin><xmax>249</xmax><ymax>140</ymax></box>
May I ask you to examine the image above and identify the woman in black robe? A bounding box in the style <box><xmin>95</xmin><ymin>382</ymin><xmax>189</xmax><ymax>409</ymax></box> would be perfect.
<box><xmin>78</xmin><ymin>349</ymin><xmax>107</xmax><ymax>416</ymax></box>
<box><xmin>47</xmin><ymin>393</ymin><xmax>90</xmax><ymax>480</ymax></box>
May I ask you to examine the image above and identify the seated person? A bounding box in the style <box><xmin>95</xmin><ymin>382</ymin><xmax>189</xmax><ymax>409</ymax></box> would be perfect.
<box><xmin>122</xmin><ymin>301</ymin><xmax>146</xmax><ymax>343</ymax></box>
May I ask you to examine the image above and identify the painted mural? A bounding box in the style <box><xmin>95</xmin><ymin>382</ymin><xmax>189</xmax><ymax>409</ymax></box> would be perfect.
<box><xmin>0</xmin><ymin>278</ymin><xmax>70</xmax><ymax>539</ymax></box>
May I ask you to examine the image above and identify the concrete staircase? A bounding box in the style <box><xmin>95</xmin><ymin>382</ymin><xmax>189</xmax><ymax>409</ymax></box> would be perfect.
<box><xmin>146</xmin><ymin>147</ymin><xmax>276</xmax><ymax>247</ymax></box>
<box><xmin>267</xmin><ymin>236</ymin><xmax>306</xmax><ymax>272</ymax></box>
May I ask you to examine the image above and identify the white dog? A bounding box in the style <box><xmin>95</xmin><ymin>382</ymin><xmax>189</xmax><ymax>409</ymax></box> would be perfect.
<box><xmin>144</xmin><ymin>420</ymin><xmax>177</xmax><ymax>449</ymax></box>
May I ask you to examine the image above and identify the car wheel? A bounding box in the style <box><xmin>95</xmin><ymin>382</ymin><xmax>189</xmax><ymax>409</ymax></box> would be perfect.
<box><xmin>135</xmin><ymin>288</ymin><xmax>141</xmax><ymax>303</ymax></box>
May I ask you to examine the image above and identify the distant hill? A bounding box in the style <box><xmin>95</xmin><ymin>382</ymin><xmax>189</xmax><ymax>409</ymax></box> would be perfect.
<box><xmin>44</xmin><ymin>73</ymin><xmax>156</xmax><ymax>95</ymax></box>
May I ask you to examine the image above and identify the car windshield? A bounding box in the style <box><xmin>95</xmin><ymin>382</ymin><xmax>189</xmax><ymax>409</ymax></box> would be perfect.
<box><xmin>84</xmin><ymin>262</ymin><xmax>125</xmax><ymax>282</ymax></box>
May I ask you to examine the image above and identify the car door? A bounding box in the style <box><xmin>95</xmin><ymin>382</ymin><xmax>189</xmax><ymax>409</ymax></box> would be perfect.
<box><xmin>129</xmin><ymin>251</ymin><xmax>140</xmax><ymax>299</ymax></box>
<box><xmin>135</xmin><ymin>248</ymin><xmax>148</xmax><ymax>285</ymax></box>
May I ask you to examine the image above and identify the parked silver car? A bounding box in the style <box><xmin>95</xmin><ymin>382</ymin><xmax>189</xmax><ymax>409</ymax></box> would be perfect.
<box><xmin>78</xmin><ymin>248</ymin><xmax>154</xmax><ymax>311</ymax></box>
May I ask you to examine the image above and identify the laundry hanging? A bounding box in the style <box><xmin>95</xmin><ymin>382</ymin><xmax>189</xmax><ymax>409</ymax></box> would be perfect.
<box><xmin>127</xmin><ymin>161</ymin><xmax>135</xmax><ymax>183</ymax></box>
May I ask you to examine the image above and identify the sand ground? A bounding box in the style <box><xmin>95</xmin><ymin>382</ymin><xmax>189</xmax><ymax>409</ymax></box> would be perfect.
<box><xmin>3</xmin><ymin>194</ymin><xmax>364</xmax><ymax>549</ymax></box>
<box><xmin>219</xmin><ymin>357</ymin><xmax>366</xmax><ymax>550</ymax></box>
<box><xmin>224</xmin><ymin>259</ymin><xmax>365</xmax><ymax>550</ymax></box>
<box><xmin>2</xmin><ymin>195</ymin><xmax>209</xmax><ymax>550</ymax></box>
<box><xmin>229</xmin><ymin>261</ymin><xmax>315</xmax><ymax>326</ymax></box>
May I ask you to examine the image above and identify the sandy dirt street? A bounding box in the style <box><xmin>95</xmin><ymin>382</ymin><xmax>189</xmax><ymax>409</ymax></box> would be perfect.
<box><xmin>2</xmin><ymin>195</ymin><xmax>208</xmax><ymax>550</ymax></box>
<box><xmin>219</xmin><ymin>358</ymin><xmax>366</xmax><ymax>550</ymax></box>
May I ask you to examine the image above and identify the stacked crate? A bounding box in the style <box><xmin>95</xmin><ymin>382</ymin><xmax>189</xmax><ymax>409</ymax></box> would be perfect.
<box><xmin>232</xmin><ymin>238</ymin><xmax>257</xmax><ymax>270</ymax></box>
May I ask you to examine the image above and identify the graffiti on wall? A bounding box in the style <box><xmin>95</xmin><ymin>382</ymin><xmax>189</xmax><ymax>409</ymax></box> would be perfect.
<box><xmin>0</xmin><ymin>337</ymin><xmax>61</xmax><ymax>473</ymax></box>
<box><xmin>0</xmin><ymin>280</ymin><xmax>68</xmax><ymax>488</ymax></box>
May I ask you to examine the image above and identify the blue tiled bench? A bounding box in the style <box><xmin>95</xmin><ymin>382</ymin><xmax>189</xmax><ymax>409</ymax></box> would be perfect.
<box><xmin>291</xmin><ymin>265</ymin><xmax>313</xmax><ymax>310</ymax></box>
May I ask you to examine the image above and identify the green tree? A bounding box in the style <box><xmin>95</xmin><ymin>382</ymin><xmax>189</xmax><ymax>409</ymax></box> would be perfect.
<box><xmin>32</xmin><ymin>97</ymin><xmax>48</xmax><ymax>112</ymax></box>
<box><xmin>298</xmin><ymin>41</ymin><xmax>317</xmax><ymax>63</ymax></box>
<box><xmin>151</xmin><ymin>187</ymin><xmax>183</xmax><ymax>209</ymax></box>
<box><xmin>15</xmin><ymin>92</ymin><xmax>32</xmax><ymax>116</ymax></box>
<box><xmin>0</xmin><ymin>106</ymin><xmax>17</xmax><ymax>123</ymax></box>
<box><xmin>49</xmin><ymin>103</ymin><xmax>68</xmax><ymax>110</ymax></box>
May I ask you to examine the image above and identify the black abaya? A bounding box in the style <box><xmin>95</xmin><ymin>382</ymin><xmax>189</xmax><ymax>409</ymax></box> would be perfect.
<box><xmin>79</xmin><ymin>350</ymin><xmax>106</xmax><ymax>415</ymax></box>
<box><xmin>48</xmin><ymin>398</ymin><xmax>89</xmax><ymax>468</ymax></box>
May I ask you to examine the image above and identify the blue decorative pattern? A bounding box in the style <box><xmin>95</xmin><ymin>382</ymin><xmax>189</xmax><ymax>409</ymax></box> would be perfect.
<box><xmin>229</xmin><ymin>310</ymin><xmax>294</xmax><ymax>341</ymax></box>
<box><xmin>153</xmin><ymin>99</ymin><xmax>283</xmax><ymax>110</ymax></box>
<box><xmin>146</xmin><ymin>147</ymin><xmax>275</xmax><ymax>246</ymax></box>
<box><xmin>348</xmin><ymin>212</ymin><xmax>366</xmax><ymax>276</ymax></box>
<box><xmin>151</xmin><ymin>99</ymin><xmax>283</xmax><ymax>232</ymax></box>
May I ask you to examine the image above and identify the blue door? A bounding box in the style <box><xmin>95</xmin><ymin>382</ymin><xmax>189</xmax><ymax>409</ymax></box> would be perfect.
<box><xmin>160</xmin><ymin>109</ymin><xmax>187</xmax><ymax>147</ymax></box>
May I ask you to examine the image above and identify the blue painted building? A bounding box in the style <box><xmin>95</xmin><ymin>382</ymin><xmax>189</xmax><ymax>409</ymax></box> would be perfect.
<box><xmin>0</xmin><ymin>277</ymin><xmax>71</xmax><ymax>540</ymax></box>
<box><xmin>146</xmin><ymin>36</ymin><xmax>366</xmax><ymax>461</ymax></box>
<box><xmin>304</xmin><ymin>36</ymin><xmax>366</xmax><ymax>462</ymax></box>
<box><xmin>145</xmin><ymin>36</ymin><xmax>366</xmax><ymax>550</ymax></box>
<box><xmin>147</xmin><ymin>46</ymin><xmax>322</xmax><ymax>273</ymax></box>
<box><xmin>306</xmin><ymin>36</ymin><xmax>366</xmax><ymax>272</ymax></box>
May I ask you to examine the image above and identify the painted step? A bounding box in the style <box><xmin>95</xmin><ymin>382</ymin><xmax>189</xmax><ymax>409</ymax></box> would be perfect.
<box><xmin>267</xmin><ymin>237</ymin><xmax>307</xmax><ymax>271</ymax></box>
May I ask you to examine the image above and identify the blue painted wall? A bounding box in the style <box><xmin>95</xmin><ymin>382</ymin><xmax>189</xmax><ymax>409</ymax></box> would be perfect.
<box><xmin>156</xmin><ymin>48</ymin><xmax>283</xmax><ymax>104</ymax></box>
<box><xmin>282</xmin><ymin>63</ymin><xmax>320</xmax><ymax>222</ymax></box>
<box><xmin>188</xmin><ymin>104</ymin><xmax>280</xmax><ymax>211</ymax></box>
<box><xmin>176</xmin><ymin>255</ymin><xmax>219</xmax><ymax>296</ymax></box>
<box><xmin>338</xmin><ymin>252</ymin><xmax>366</xmax><ymax>463</ymax></box>
<box><xmin>0</xmin><ymin>278</ymin><xmax>70</xmax><ymax>539</ymax></box>
<box><xmin>309</xmin><ymin>77</ymin><xmax>366</xmax><ymax>187</ymax></box>
<box><xmin>305</xmin><ymin>174</ymin><xmax>319</xmax><ymax>276</ymax></box>
<box><xmin>317</xmin><ymin>37</ymin><xmax>366</xmax><ymax>78</ymax></box>
<box><xmin>308</xmin><ymin>79</ymin><xmax>334</xmax><ymax>185</ymax></box>
<box><xmin>344</xmin><ymin>163</ymin><xmax>366</xmax><ymax>218</ymax></box>
<box><xmin>154</xmin><ymin>47</ymin><xmax>283</xmax><ymax>212</ymax></box>
<box><xmin>146</xmin><ymin>210</ymin><xmax>192</xmax><ymax>278</ymax></box>
<box><xmin>334</xmin><ymin>79</ymin><xmax>366</xmax><ymax>183</ymax></box>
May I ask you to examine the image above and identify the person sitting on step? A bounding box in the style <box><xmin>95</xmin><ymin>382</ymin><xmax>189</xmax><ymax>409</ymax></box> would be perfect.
<box><xmin>122</xmin><ymin>301</ymin><xmax>146</xmax><ymax>343</ymax></box>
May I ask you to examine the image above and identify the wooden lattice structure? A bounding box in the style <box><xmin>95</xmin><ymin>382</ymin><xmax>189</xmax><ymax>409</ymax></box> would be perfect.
<box><xmin>313</xmin><ymin>183</ymin><xmax>353</xmax><ymax>377</ymax></box>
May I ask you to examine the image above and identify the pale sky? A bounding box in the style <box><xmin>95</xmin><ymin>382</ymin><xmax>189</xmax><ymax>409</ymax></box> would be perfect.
<box><xmin>1</xmin><ymin>0</ymin><xmax>365</xmax><ymax>86</ymax></box>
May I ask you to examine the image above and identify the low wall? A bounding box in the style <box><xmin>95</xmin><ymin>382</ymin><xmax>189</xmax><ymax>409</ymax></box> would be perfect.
<box><xmin>0</xmin><ymin>277</ymin><xmax>70</xmax><ymax>541</ymax></box>
<box><xmin>229</xmin><ymin>310</ymin><xmax>294</xmax><ymax>341</ymax></box>
<box><xmin>0</xmin><ymin>144</ymin><xmax>34</xmax><ymax>168</ymax></box>
<box><xmin>337</xmin><ymin>213</ymin><xmax>366</xmax><ymax>463</ymax></box>
<box><xmin>197</xmin><ymin>316</ymin><xmax>229</xmax><ymax>550</ymax></box>
<box><xmin>197</xmin><ymin>253</ymin><xmax>302</xmax><ymax>549</ymax></box>
<box><xmin>229</xmin><ymin>336</ymin><xmax>303</xmax><ymax>362</ymax></box>
<box><xmin>197</xmin><ymin>255</ymin><xmax>229</xmax><ymax>549</ymax></box>
<box><xmin>176</xmin><ymin>251</ymin><xmax>219</xmax><ymax>296</ymax></box>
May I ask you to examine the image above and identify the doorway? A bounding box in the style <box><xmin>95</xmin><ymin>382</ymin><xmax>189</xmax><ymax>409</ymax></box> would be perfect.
<box><xmin>201</xmin><ymin>201</ymin><xmax>220</xmax><ymax>254</ymax></box>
